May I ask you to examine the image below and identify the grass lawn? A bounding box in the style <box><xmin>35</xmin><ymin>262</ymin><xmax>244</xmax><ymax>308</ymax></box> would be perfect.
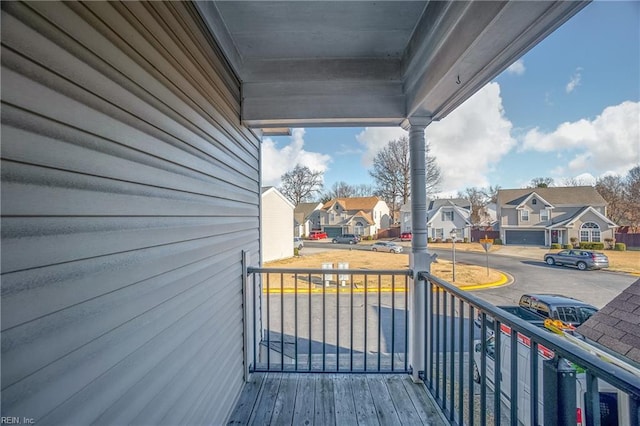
<box><xmin>265</xmin><ymin>249</ymin><xmax>504</xmax><ymax>288</ymax></box>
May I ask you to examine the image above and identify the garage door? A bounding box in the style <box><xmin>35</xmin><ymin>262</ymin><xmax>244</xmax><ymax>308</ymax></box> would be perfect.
<box><xmin>505</xmin><ymin>230</ymin><xmax>545</xmax><ymax>245</ymax></box>
<box><xmin>324</xmin><ymin>227</ymin><xmax>343</xmax><ymax>238</ymax></box>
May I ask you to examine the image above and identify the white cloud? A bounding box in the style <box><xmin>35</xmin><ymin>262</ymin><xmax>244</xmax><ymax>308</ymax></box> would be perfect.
<box><xmin>522</xmin><ymin>101</ymin><xmax>640</xmax><ymax>177</ymax></box>
<box><xmin>565</xmin><ymin>67</ymin><xmax>582</xmax><ymax>93</ymax></box>
<box><xmin>356</xmin><ymin>82</ymin><xmax>517</xmax><ymax>194</ymax></box>
<box><xmin>506</xmin><ymin>59</ymin><xmax>525</xmax><ymax>75</ymax></box>
<box><xmin>356</xmin><ymin>127</ymin><xmax>407</xmax><ymax>166</ymax></box>
<box><xmin>261</xmin><ymin>128</ymin><xmax>332</xmax><ymax>186</ymax></box>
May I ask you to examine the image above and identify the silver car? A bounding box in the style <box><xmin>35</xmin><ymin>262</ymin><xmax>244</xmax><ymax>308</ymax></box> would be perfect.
<box><xmin>294</xmin><ymin>237</ymin><xmax>304</xmax><ymax>250</ymax></box>
<box><xmin>371</xmin><ymin>241</ymin><xmax>403</xmax><ymax>254</ymax></box>
<box><xmin>543</xmin><ymin>249</ymin><xmax>609</xmax><ymax>271</ymax></box>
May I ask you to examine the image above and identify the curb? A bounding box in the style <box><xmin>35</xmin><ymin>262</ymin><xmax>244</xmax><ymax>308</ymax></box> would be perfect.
<box><xmin>262</xmin><ymin>271</ymin><xmax>513</xmax><ymax>294</ymax></box>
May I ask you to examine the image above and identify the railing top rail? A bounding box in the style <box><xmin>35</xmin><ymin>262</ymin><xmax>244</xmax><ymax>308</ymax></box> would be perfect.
<box><xmin>419</xmin><ymin>271</ymin><xmax>640</xmax><ymax>399</ymax></box>
<box><xmin>248</xmin><ymin>267</ymin><xmax>412</xmax><ymax>276</ymax></box>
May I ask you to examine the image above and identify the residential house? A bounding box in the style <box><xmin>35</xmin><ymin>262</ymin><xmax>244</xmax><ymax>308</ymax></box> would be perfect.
<box><xmin>497</xmin><ymin>187</ymin><xmax>618</xmax><ymax>246</ymax></box>
<box><xmin>0</xmin><ymin>1</ymin><xmax>591</xmax><ymax>424</ymax></box>
<box><xmin>261</xmin><ymin>187</ymin><xmax>294</xmax><ymax>262</ymax></box>
<box><xmin>401</xmin><ymin>199</ymin><xmax>472</xmax><ymax>241</ymax></box>
<box><xmin>293</xmin><ymin>202</ymin><xmax>323</xmax><ymax>237</ymax></box>
<box><xmin>577</xmin><ymin>278</ymin><xmax>640</xmax><ymax>364</ymax></box>
<box><xmin>311</xmin><ymin>197</ymin><xmax>390</xmax><ymax>238</ymax></box>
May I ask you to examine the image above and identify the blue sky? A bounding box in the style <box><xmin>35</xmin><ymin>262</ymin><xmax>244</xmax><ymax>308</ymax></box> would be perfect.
<box><xmin>262</xmin><ymin>1</ymin><xmax>640</xmax><ymax>196</ymax></box>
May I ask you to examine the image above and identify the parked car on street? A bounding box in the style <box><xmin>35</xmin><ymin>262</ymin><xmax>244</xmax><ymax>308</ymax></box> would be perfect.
<box><xmin>543</xmin><ymin>249</ymin><xmax>609</xmax><ymax>271</ymax></box>
<box><xmin>308</xmin><ymin>230</ymin><xmax>328</xmax><ymax>240</ymax></box>
<box><xmin>518</xmin><ymin>293</ymin><xmax>598</xmax><ymax>326</ymax></box>
<box><xmin>332</xmin><ymin>234</ymin><xmax>359</xmax><ymax>244</ymax></box>
<box><xmin>400</xmin><ymin>232</ymin><xmax>412</xmax><ymax>241</ymax></box>
<box><xmin>294</xmin><ymin>237</ymin><xmax>304</xmax><ymax>250</ymax></box>
<box><xmin>371</xmin><ymin>241</ymin><xmax>403</xmax><ymax>253</ymax></box>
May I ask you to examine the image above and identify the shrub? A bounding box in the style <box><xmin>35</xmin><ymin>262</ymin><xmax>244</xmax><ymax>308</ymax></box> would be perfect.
<box><xmin>550</xmin><ymin>243</ymin><xmax>562</xmax><ymax>250</ymax></box>
<box><xmin>463</xmin><ymin>237</ymin><xmax>469</xmax><ymax>243</ymax></box>
<box><xmin>494</xmin><ymin>238</ymin><xmax>502</xmax><ymax>245</ymax></box>
<box><xmin>579</xmin><ymin>242</ymin><xmax>592</xmax><ymax>249</ymax></box>
<box><xmin>570</xmin><ymin>237</ymin><xmax>579</xmax><ymax>248</ymax></box>
<box><xmin>614</xmin><ymin>243</ymin><xmax>627</xmax><ymax>251</ymax></box>
<box><xmin>365</xmin><ymin>235</ymin><xmax>372</xmax><ymax>241</ymax></box>
<box><xmin>604</xmin><ymin>237</ymin><xmax>615</xmax><ymax>249</ymax></box>
<box><xmin>427</xmin><ymin>237</ymin><xmax>433</xmax><ymax>243</ymax></box>
<box><xmin>591</xmin><ymin>242</ymin><xmax>605</xmax><ymax>250</ymax></box>
<box><xmin>435</xmin><ymin>238</ymin><xmax>443</xmax><ymax>243</ymax></box>
<box><xmin>445</xmin><ymin>238</ymin><xmax>452</xmax><ymax>243</ymax></box>
<box><xmin>562</xmin><ymin>244</ymin><xmax>573</xmax><ymax>249</ymax></box>
<box><xmin>294</xmin><ymin>247</ymin><xmax>300</xmax><ymax>256</ymax></box>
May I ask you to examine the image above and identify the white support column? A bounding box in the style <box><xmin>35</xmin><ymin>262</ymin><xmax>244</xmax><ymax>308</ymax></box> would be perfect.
<box><xmin>402</xmin><ymin>116</ymin><xmax>433</xmax><ymax>383</ymax></box>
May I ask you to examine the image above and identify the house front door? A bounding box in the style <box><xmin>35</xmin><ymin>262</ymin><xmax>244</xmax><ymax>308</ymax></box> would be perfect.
<box><xmin>551</xmin><ymin>230</ymin><xmax>559</xmax><ymax>244</ymax></box>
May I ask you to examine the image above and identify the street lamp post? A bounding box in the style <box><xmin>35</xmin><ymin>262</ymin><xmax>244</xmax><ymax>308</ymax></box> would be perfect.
<box><xmin>450</xmin><ymin>229</ymin><xmax>456</xmax><ymax>282</ymax></box>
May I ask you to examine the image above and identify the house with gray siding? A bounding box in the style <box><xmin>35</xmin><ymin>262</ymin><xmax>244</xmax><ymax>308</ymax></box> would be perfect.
<box><xmin>294</xmin><ymin>202</ymin><xmax>323</xmax><ymax>237</ymax></box>
<box><xmin>401</xmin><ymin>199</ymin><xmax>472</xmax><ymax>241</ymax></box>
<box><xmin>1</xmin><ymin>1</ymin><xmax>593</xmax><ymax>423</ymax></box>
<box><xmin>497</xmin><ymin>186</ymin><xmax>618</xmax><ymax>246</ymax></box>
<box><xmin>311</xmin><ymin>196</ymin><xmax>391</xmax><ymax>238</ymax></box>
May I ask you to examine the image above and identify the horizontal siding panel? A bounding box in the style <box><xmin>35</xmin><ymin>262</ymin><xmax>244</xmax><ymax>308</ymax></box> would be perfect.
<box><xmin>1</xmin><ymin>248</ymin><xmax>243</xmax><ymax>386</ymax></box>
<box><xmin>2</xmin><ymin>234</ymin><xmax>259</xmax><ymax>329</ymax></box>
<box><xmin>1</xmin><ymin>1</ymin><xmax>258</xmax><ymax>422</ymax></box>
<box><xmin>2</xmin><ymin>216</ymin><xmax>255</xmax><ymax>272</ymax></box>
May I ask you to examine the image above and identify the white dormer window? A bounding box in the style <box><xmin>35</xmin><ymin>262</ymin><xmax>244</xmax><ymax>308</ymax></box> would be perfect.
<box><xmin>520</xmin><ymin>210</ymin><xmax>529</xmax><ymax>221</ymax></box>
<box><xmin>532</xmin><ymin>199</ymin><xmax>537</xmax><ymax>205</ymax></box>
<box><xmin>442</xmin><ymin>211</ymin><xmax>453</xmax><ymax>221</ymax></box>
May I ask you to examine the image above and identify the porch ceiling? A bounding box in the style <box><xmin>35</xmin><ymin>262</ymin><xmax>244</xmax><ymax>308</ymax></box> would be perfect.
<box><xmin>195</xmin><ymin>1</ymin><xmax>589</xmax><ymax>128</ymax></box>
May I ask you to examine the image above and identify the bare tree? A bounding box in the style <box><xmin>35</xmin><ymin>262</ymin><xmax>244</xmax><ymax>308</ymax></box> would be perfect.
<box><xmin>352</xmin><ymin>184</ymin><xmax>376</xmax><ymax>197</ymax></box>
<box><xmin>595</xmin><ymin>174</ymin><xmax>627</xmax><ymax>225</ymax></box>
<box><xmin>528</xmin><ymin>177</ymin><xmax>554</xmax><ymax>188</ymax></box>
<box><xmin>484</xmin><ymin>185</ymin><xmax>501</xmax><ymax>204</ymax></box>
<box><xmin>324</xmin><ymin>181</ymin><xmax>355</xmax><ymax>200</ymax></box>
<box><xmin>560</xmin><ymin>177</ymin><xmax>591</xmax><ymax>187</ymax></box>
<box><xmin>279</xmin><ymin>164</ymin><xmax>324</xmax><ymax>206</ymax></box>
<box><xmin>624</xmin><ymin>165</ymin><xmax>640</xmax><ymax>226</ymax></box>
<box><xmin>369</xmin><ymin>136</ymin><xmax>441</xmax><ymax>218</ymax></box>
<box><xmin>459</xmin><ymin>187</ymin><xmax>491</xmax><ymax>226</ymax></box>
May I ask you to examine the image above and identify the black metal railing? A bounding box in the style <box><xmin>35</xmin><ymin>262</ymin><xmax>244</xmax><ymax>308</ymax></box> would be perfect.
<box><xmin>247</xmin><ymin>267</ymin><xmax>411</xmax><ymax>373</ymax></box>
<box><xmin>419</xmin><ymin>271</ymin><xmax>640</xmax><ymax>426</ymax></box>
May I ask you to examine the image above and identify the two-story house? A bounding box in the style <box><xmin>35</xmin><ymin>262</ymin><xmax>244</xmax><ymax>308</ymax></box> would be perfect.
<box><xmin>293</xmin><ymin>202</ymin><xmax>323</xmax><ymax>237</ymax></box>
<box><xmin>401</xmin><ymin>199</ymin><xmax>472</xmax><ymax>241</ymax></box>
<box><xmin>497</xmin><ymin>186</ymin><xmax>618</xmax><ymax>246</ymax></box>
<box><xmin>310</xmin><ymin>196</ymin><xmax>390</xmax><ymax>238</ymax></box>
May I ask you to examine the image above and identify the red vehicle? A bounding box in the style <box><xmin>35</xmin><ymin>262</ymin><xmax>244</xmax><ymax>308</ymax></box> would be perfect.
<box><xmin>400</xmin><ymin>232</ymin><xmax>412</xmax><ymax>241</ymax></box>
<box><xmin>308</xmin><ymin>230</ymin><xmax>328</xmax><ymax>240</ymax></box>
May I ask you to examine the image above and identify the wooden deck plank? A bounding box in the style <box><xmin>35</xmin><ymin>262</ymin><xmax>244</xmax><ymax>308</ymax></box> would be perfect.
<box><xmin>401</xmin><ymin>376</ymin><xmax>447</xmax><ymax>425</ymax></box>
<box><xmin>248</xmin><ymin>372</ymin><xmax>281</xmax><ymax>425</ymax></box>
<box><xmin>227</xmin><ymin>373</ymin><xmax>265</xmax><ymax>425</ymax></box>
<box><xmin>291</xmin><ymin>373</ymin><xmax>315</xmax><ymax>425</ymax></box>
<box><xmin>315</xmin><ymin>374</ymin><xmax>336</xmax><ymax>425</ymax></box>
<box><xmin>367</xmin><ymin>375</ymin><xmax>402</xmax><ymax>426</ymax></box>
<box><xmin>385</xmin><ymin>375</ymin><xmax>425</xmax><ymax>425</ymax></box>
<box><xmin>270</xmin><ymin>374</ymin><xmax>298</xmax><ymax>425</ymax></box>
<box><xmin>333</xmin><ymin>374</ymin><xmax>357</xmax><ymax>425</ymax></box>
<box><xmin>350</xmin><ymin>374</ymin><xmax>379</xmax><ymax>425</ymax></box>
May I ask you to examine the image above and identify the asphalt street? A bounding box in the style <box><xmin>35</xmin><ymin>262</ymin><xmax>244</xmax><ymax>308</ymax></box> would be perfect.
<box><xmin>301</xmin><ymin>241</ymin><xmax>637</xmax><ymax>309</ymax></box>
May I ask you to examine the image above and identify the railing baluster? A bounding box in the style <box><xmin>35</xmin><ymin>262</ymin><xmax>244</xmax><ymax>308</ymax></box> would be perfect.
<box><xmin>510</xmin><ymin>330</ymin><xmax>518</xmax><ymax>425</ymax></box>
<box><xmin>494</xmin><ymin>319</ymin><xmax>502</xmax><ymax>426</ymax></box>
<box><xmin>280</xmin><ymin>272</ymin><xmax>284</xmax><ymax>372</ymax></box>
<box><xmin>266</xmin><ymin>273</ymin><xmax>270</xmax><ymax>369</ymax></box>
<box><xmin>364</xmin><ymin>274</ymin><xmax>368</xmax><ymax>372</ymax></box>
<box><xmin>336</xmin><ymin>270</ymin><xmax>340</xmax><ymax>372</ymax></box>
<box><xmin>458</xmin><ymin>298</ymin><xmax>464</xmax><ymax>425</ymax></box>
<box><xmin>435</xmin><ymin>285</ymin><xmax>441</xmax><ymax>400</ymax></box>
<box><xmin>480</xmin><ymin>311</ymin><xmax>487</xmax><ymax>426</ymax></box>
<box><xmin>391</xmin><ymin>274</ymin><xmax>396</xmax><ymax>372</ymax></box>
<box><xmin>308</xmin><ymin>272</ymin><xmax>312</xmax><ymax>372</ymax></box>
<box><xmin>468</xmin><ymin>304</ymin><xmax>475</xmax><ymax>426</ymax></box>
<box><xmin>350</xmin><ymin>273</ymin><xmax>354</xmax><ymax>371</ymax></box>
<box><xmin>530</xmin><ymin>341</ymin><xmax>538</xmax><ymax>426</ymax></box>
<box><xmin>378</xmin><ymin>274</ymin><xmax>382</xmax><ymax>371</ymax></box>
<box><xmin>322</xmin><ymin>271</ymin><xmax>326</xmax><ymax>372</ymax></box>
<box><xmin>253</xmin><ymin>273</ymin><xmax>257</xmax><ymax>372</ymax></box>
<box><xmin>405</xmin><ymin>274</ymin><xmax>409</xmax><ymax>373</ymax></box>
<box><xmin>443</xmin><ymin>290</ymin><xmax>448</xmax><ymax>412</ymax></box>
<box><xmin>449</xmin><ymin>293</ymin><xmax>455</xmax><ymax>422</ymax></box>
<box><xmin>295</xmin><ymin>273</ymin><xmax>298</xmax><ymax>372</ymax></box>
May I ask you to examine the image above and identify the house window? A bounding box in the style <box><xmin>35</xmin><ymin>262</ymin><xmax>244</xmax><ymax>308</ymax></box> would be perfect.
<box><xmin>434</xmin><ymin>228</ymin><xmax>444</xmax><ymax>240</ymax></box>
<box><xmin>532</xmin><ymin>199</ymin><xmax>537</xmax><ymax>205</ymax></box>
<box><xmin>354</xmin><ymin>221</ymin><xmax>364</xmax><ymax>236</ymax></box>
<box><xmin>520</xmin><ymin>210</ymin><xmax>529</xmax><ymax>221</ymax></box>
<box><xmin>541</xmin><ymin>209</ymin><xmax>549</xmax><ymax>221</ymax></box>
<box><xmin>580</xmin><ymin>222</ymin><xmax>601</xmax><ymax>242</ymax></box>
<box><xmin>442</xmin><ymin>211</ymin><xmax>453</xmax><ymax>221</ymax></box>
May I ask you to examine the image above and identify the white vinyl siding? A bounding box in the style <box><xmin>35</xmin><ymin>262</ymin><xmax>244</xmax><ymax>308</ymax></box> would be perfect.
<box><xmin>1</xmin><ymin>2</ymin><xmax>257</xmax><ymax>424</ymax></box>
<box><xmin>261</xmin><ymin>189</ymin><xmax>294</xmax><ymax>262</ymax></box>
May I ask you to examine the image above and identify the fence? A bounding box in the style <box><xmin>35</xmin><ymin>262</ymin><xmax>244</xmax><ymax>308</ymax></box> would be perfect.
<box><xmin>418</xmin><ymin>271</ymin><xmax>640</xmax><ymax>426</ymax></box>
<box><xmin>246</xmin><ymin>267</ymin><xmax>412</xmax><ymax>373</ymax></box>
<box><xmin>615</xmin><ymin>233</ymin><xmax>640</xmax><ymax>248</ymax></box>
<box><xmin>470</xmin><ymin>229</ymin><xmax>500</xmax><ymax>242</ymax></box>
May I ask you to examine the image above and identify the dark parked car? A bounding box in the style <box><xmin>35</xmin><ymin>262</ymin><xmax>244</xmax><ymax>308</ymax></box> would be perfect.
<box><xmin>332</xmin><ymin>234</ymin><xmax>359</xmax><ymax>244</ymax></box>
<box><xmin>371</xmin><ymin>241</ymin><xmax>403</xmax><ymax>253</ymax></box>
<box><xmin>518</xmin><ymin>293</ymin><xmax>598</xmax><ymax>326</ymax></box>
<box><xmin>543</xmin><ymin>249</ymin><xmax>609</xmax><ymax>270</ymax></box>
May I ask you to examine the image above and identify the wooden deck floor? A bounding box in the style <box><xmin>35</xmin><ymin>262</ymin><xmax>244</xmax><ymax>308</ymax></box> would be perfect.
<box><xmin>228</xmin><ymin>373</ymin><xmax>448</xmax><ymax>425</ymax></box>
